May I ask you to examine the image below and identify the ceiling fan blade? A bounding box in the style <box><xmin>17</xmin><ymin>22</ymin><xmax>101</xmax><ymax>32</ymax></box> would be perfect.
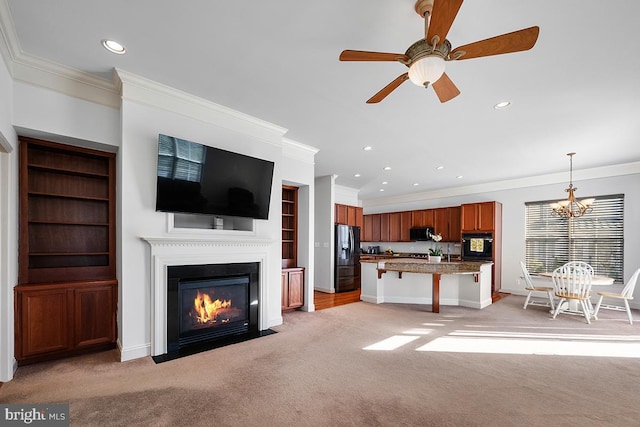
<box><xmin>451</xmin><ymin>26</ymin><xmax>539</xmax><ymax>60</ymax></box>
<box><xmin>426</xmin><ymin>0</ymin><xmax>464</xmax><ymax>43</ymax></box>
<box><xmin>366</xmin><ymin>73</ymin><xmax>410</xmax><ymax>104</ymax></box>
<box><xmin>432</xmin><ymin>73</ymin><xmax>460</xmax><ymax>103</ymax></box>
<box><xmin>339</xmin><ymin>50</ymin><xmax>409</xmax><ymax>62</ymax></box>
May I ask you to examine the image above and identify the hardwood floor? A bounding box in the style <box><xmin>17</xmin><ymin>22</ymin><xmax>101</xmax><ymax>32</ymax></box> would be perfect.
<box><xmin>314</xmin><ymin>289</ymin><xmax>361</xmax><ymax>311</ymax></box>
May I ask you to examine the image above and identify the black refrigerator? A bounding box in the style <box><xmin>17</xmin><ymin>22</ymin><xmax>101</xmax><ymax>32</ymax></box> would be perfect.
<box><xmin>335</xmin><ymin>224</ymin><xmax>361</xmax><ymax>293</ymax></box>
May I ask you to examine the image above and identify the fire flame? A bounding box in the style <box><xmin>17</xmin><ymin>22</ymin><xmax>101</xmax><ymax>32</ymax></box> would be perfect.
<box><xmin>193</xmin><ymin>290</ymin><xmax>232</xmax><ymax>324</ymax></box>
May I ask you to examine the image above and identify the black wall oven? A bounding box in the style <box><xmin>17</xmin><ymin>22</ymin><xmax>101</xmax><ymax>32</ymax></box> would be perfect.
<box><xmin>461</xmin><ymin>232</ymin><xmax>493</xmax><ymax>261</ymax></box>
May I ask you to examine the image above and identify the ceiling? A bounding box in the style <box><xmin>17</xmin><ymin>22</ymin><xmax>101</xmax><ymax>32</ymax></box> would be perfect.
<box><xmin>3</xmin><ymin>0</ymin><xmax>640</xmax><ymax>201</ymax></box>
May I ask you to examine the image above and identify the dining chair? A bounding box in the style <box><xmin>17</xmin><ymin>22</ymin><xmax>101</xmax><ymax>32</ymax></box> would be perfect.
<box><xmin>521</xmin><ymin>261</ymin><xmax>555</xmax><ymax>310</ymax></box>
<box><xmin>593</xmin><ymin>268</ymin><xmax>640</xmax><ymax>325</ymax></box>
<box><xmin>551</xmin><ymin>264</ymin><xmax>593</xmax><ymax>324</ymax></box>
<box><xmin>564</xmin><ymin>261</ymin><xmax>595</xmax><ymax>276</ymax></box>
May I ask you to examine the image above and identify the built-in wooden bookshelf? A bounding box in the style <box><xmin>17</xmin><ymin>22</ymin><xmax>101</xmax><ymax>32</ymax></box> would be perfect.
<box><xmin>15</xmin><ymin>137</ymin><xmax>117</xmax><ymax>365</ymax></box>
<box><xmin>282</xmin><ymin>185</ymin><xmax>298</xmax><ymax>269</ymax></box>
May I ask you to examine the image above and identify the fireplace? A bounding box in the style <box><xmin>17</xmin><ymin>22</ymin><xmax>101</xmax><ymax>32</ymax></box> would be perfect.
<box><xmin>154</xmin><ymin>261</ymin><xmax>271</xmax><ymax>362</ymax></box>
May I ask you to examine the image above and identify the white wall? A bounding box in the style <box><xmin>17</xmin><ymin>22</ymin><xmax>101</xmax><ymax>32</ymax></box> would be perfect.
<box><xmin>314</xmin><ymin>175</ymin><xmax>335</xmax><ymax>292</ymax></box>
<box><xmin>116</xmin><ymin>70</ymin><xmax>290</xmax><ymax>360</ymax></box>
<box><xmin>335</xmin><ymin>184</ymin><xmax>360</xmax><ymax>206</ymax></box>
<box><xmin>0</xmin><ymin>28</ymin><xmax>17</xmax><ymax>382</ymax></box>
<box><xmin>362</xmin><ymin>172</ymin><xmax>640</xmax><ymax>305</ymax></box>
<box><xmin>0</xmin><ymin>67</ymin><xmax>318</xmax><ymax>378</ymax></box>
<box><xmin>281</xmin><ymin>138</ymin><xmax>317</xmax><ymax>311</ymax></box>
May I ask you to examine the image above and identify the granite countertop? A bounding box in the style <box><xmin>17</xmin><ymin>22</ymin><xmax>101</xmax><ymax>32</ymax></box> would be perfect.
<box><xmin>376</xmin><ymin>258</ymin><xmax>491</xmax><ymax>274</ymax></box>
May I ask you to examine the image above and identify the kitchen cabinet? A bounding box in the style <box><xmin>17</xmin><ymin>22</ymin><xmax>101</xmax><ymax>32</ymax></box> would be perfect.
<box><xmin>461</xmin><ymin>202</ymin><xmax>499</xmax><ymax>232</ymax></box>
<box><xmin>460</xmin><ymin>201</ymin><xmax>502</xmax><ymax>294</ymax></box>
<box><xmin>282</xmin><ymin>268</ymin><xmax>304</xmax><ymax>310</ymax></box>
<box><xmin>380</xmin><ymin>213</ymin><xmax>390</xmax><ymax>242</ymax></box>
<box><xmin>400</xmin><ymin>211</ymin><xmax>412</xmax><ymax>242</ymax></box>
<box><xmin>335</xmin><ymin>203</ymin><xmax>362</xmax><ymax>228</ymax></box>
<box><xmin>434</xmin><ymin>206</ymin><xmax>461</xmax><ymax>242</ymax></box>
<box><xmin>14</xmin><ymin>279</ymin><xmax>117</xmax><ymax>365</ymax></box>
<box><xmin>412</xmin><ymin>209</ymin><xmax>435</xmax><ymax>228</ymax></box>
<box><xmin>388</xmin><ymin>212</ymin><xmax>402</xmax><ymax>242</ymax></box>
<box><xmin>363</xmin><ymin>213</ymin><xmax>382</xmax><ymax>242</ymax></box>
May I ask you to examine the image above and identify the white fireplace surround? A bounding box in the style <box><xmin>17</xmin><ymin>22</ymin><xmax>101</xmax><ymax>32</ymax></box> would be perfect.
<box><xmin>142</xmin><ymin>236</ymin><xmax>272</xmax><ymax>356</ymax></box>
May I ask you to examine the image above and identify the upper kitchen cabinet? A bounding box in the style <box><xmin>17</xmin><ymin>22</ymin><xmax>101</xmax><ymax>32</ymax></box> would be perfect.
<box><xmin>412</xmin><ymin>209</ymin><xmax>435</xmax><ymax>228</ymax></box>
<box><xmin>461</xmin><ymin>202</ymin><xmax>501</xmax><ymax>232</ymax></box>
<box><xmin>335</xmin><ymin>203</ymin><xmax>362</xmax><ymax>228</ymax></box>
<box><xmin>434</xmin><ymin>206</ymin><xmax>461</xmax><ymax>242</ymax></box>
<box><xmin>362</xmin><ymin>213</ymin><xmax>381</xmax><ymax>242</ymax></box>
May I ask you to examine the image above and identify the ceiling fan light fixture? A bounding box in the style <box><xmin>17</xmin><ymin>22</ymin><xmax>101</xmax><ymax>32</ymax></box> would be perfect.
<box><xmin>408</xmin><ymin>55</ymin><xmax>445</xmax><ymax>87</ymax></box>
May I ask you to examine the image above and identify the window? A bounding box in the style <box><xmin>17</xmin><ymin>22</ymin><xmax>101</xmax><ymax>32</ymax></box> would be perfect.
<box><xmin>157</xmin><ymin>134</ymin><xmax>205</xmax><ymax>182</ymax></box>
<box><xmin>525</xmin><ymin>194</ymin><xmax>624</xmax><ymax>282</ymax></box>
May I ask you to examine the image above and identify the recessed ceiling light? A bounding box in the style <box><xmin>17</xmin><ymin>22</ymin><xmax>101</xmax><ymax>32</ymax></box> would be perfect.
<box><xmin>383</xmin><ymin>166</ymin><xmax>391</xmax><ymax>170</ymax></box>
<box><xmin>436</xmin><ymin>165</ymin><xmax>444</xmax><ymax>170</ymax></box>
<box><xmin>381</xmin><ymin>181</ymin><xmax>388</xmax><ymax>185</ymax></box>
<box><xmin>363</xmin><ymin>146</ymin><xmax>373</xmax><ymax>151</ymax></box>
<box><xmin>413</xmin><ymin>183</ymin><xmax>420</xmax><ymax>186</ymax></box>
<box><xmin>354</xmin><ymin>173</ymin><xmax>361</xmax><ymax>177</ymax></box>
<box><xmin>456</xmin><ymin>175</ymin><xmax>463</xmax><ymax>179</ymax></box>
<box><xmin>101</xmin><ymin>39</ymin><xmax>126</xmax><ymax>54</ymax></box>
<box><xmin>494</xmin><ymin>101</ymin><xmax>510</xmax><ymax>109</ymax></box>
<box><xmin>379</xmin><ymin>189</ymin><xmax>385</xmax><ymax>192</ymax></box>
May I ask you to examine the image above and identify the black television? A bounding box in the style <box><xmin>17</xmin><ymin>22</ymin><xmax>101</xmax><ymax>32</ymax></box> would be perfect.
<box><xmin>155</xmin><ymin>134</ymin><xmax>275</xmax><ymax>220</ymax></box>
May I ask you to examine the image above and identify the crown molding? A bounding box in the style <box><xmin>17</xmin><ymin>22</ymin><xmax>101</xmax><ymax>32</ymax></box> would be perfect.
<box><xmin>0</xmin><ymin>0</ymin><xmax>120</xmax><ymax>108</ymax></box>
<box><xmin>362</xmin><ymin>161</ymin><xmax>640</xmax><ymax>208</ymax></box>
<box><xmin>282</xmin><ymin>137</ymin><xmax>318</xmax><ymax>164</ymax></box>
<box><xmin>115</xmin><ymin>68</ymin><xmax>288</xmax><ymax>143</ymax></box>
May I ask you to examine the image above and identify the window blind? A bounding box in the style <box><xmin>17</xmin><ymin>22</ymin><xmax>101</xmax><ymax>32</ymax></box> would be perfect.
<box><xmin>525</xmin><ymin>194</ymin><xmax>624</xmax><ymax>282</ymax></box>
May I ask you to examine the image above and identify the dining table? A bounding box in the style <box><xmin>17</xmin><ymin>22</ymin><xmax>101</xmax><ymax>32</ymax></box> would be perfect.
<box><xmin>535</xmin><ymin>272</ymin><xmax>615</xmax><ymax>286</ymax></box>
<box><xmin>533</xmin><ymin>272</ymin><xmax>615</xmax><ymax>316</ymax></box>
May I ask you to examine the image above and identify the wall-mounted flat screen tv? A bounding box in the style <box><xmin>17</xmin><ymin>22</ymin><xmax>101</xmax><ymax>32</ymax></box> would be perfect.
<box><xmin>155</xmin><ymin>134</ymin><xmax>274</xmax><ymax>220</ymax></box>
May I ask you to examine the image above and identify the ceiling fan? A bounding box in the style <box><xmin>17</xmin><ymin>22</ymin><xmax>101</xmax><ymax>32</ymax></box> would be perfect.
<box><xmin>339</xmin><ymin>0</ymin><xmax>539</xmax><ymax>103</ymax></box>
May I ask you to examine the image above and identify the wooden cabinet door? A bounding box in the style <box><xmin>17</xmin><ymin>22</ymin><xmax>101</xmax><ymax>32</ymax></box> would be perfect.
<box><xmin>281</xmin><ymin>272</ymin><xmax>289</xmax><ymax>309</ymax></box>
<box><xmin>412</xmin><ymin>209</ymin><xmax>435</xmax><ymax>227</ymax></box>
<box><xmin>354</xmin><ymin>207</ymin><xmax>364</xmax><ymax>229</ymax></box>
<box><xmin>282</xmin><ymin>269</ymin><xmax>304</xmax><ymax>310</ymax></box>
<box><xmin>380</xmin><ymin>213</ymin><xmax>390</xmax><ymax>242</ymax></box>
<box><xmin>363</xmin><ymin>215</ymin><xmax>374</xmax><ymax>242</ymax></box>
<box><xmin>477</xmin><ymin>202</ymin><xmax>495</xmax><ymax>231</ymax></box>
<box><xmin>372</xmin><ymin>214</ymin><xmax>382</xmax><ymax>242</ymax></box>
<box><xmin>16</xmin><ymin>287</ymin><xmax>73</xmax><ymax>358</ymax></box>
<box><xmin>75</xmin><ymin>284</ymin><xmax>116</xmax><ymax>348</ymax></box>
<box><xmin>335</xmin><ymin>204</ymin><xmax>348</xmax><ymax>224</ymax></box>
<box><xmin>388</xmin><ymin>212</ymin><xmax>402</xmax><ymax>242</ymax></box>
<box><xmin>400</xmin><ymin>211</ymin><xmax>412</xmax><ymax>242</ymax></box>
<box><xmin>461</xmin><ymin>203</ymin><xmax>478</xmax><ymax>231</ymax></box>
<box><xmin>434</xmin><ymin>208</ymin><xmax>448</xmax><ymax>239</ymax></box>
<box><xmin>287</xmin><ymin>269</ymin><xmax>304</xmax><ymax>309</ymax></box>
<box><xmin>448</xmin><ymin>206</ymin><xmax>461</xmax><ymax>242</ymax></box>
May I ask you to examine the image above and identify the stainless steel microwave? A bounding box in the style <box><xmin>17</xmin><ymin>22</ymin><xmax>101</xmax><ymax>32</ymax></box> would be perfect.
<box><xmin>410</xmin><ymin>227</ymin><xmax>434</xmax><ymax>241</ymax></box>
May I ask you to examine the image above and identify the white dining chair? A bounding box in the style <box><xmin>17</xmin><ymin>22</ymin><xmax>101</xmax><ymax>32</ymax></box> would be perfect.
<box><xmin>564</xmin><ymin>261</ymin><xmax>595</xmax><ymax>276</ymax></box>
<box><xmin>552</xmin><ymin>264</ymin><xmax>593</xmax><ymax>324</ymax></box>
<box><xmin>593</xmin><ymin>268</ymin><xmax>640</xmax><ymax>325</ymax></box>
<box><xmin>521</xmin><ymin>262</ymin><xmax>555</xmax><ymax>310</ymax></box>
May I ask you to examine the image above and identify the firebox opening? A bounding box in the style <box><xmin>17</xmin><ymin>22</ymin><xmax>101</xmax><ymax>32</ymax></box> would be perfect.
<box><xmin>155</xmin><ymin>262</ymin><xmax>274</xmax><ymax>364</ymax></box>
<box><xmin>178</xmin><ymin>276</ymin><xmax>250</xmax><ymax>345</ymax></box>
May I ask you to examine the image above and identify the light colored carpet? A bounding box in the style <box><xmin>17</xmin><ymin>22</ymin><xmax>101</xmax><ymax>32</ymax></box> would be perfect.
<box><xmin>2</xmin><ymin>296</ymin><xmax>640</xmax><ymax>426</ymax></box>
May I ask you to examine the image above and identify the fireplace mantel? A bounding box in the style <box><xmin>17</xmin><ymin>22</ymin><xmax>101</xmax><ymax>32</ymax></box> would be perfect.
<box><xmin>142</xmin><ymin>236</ymin><xmax>273</xmax><ymax>356</ymax></box>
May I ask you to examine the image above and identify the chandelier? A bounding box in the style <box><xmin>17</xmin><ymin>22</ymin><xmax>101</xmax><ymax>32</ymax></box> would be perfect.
<box><xmin>550</xmin><ymin>152</ymin><xmax>595</xmax><ymax>218</ymax></box>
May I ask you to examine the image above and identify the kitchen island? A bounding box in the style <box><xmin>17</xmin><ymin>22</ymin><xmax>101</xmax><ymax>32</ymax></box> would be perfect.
<box><xmin>361</xmin><ymin>258</ymin><xmax>493</xmax><ymax>312</ymax></box>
